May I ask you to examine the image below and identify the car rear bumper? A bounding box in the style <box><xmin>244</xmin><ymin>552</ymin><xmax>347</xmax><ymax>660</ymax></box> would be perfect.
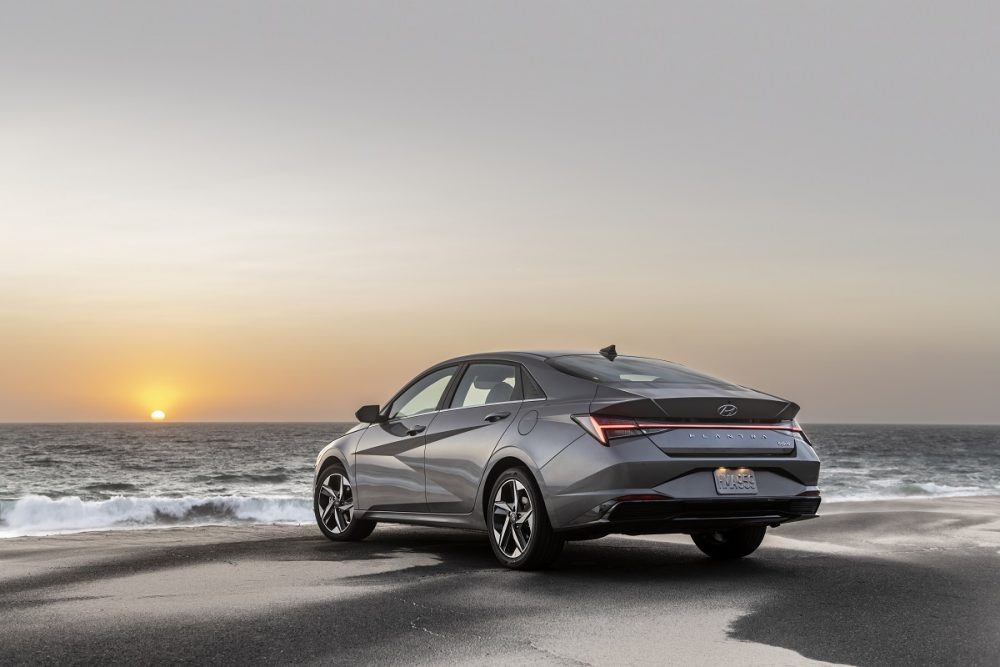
<box><xmin>538</xmin><ymin>428</ymin><xmax>822</xmax><ymax>531</ymax></box>
<box><xmin>556</xmin><ymin>496</ymin><xmax>821</xmax><ymax>538</ymax></box>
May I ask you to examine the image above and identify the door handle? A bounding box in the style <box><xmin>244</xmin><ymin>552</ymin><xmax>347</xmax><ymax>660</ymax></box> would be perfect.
<box><xmin>406</xmin><ymin>425</ymin><xmax>426</xmax><ymax>436</ymax></box>
<box><xmin>484</xmin><ymin>411</ymin><xmax>511</xmax><ymax>423</ymax></box>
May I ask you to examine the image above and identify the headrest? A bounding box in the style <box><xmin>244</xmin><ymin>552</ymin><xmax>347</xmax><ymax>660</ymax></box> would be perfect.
<box><xmin>471</xmin><ymin>367</ymin><xmax>513</xmax><ymax>389</ymax></box>
<box><xmin>485</xmin><ymin>381</ymin><xmax>514</xmax><ymax>404</ymax></box>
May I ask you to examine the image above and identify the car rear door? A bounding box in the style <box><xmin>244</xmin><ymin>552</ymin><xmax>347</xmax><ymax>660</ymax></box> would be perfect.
<box><xmin>424</xmin><ymin>362</ymin><xmax>523</xmax><ymax>513</ymax></box>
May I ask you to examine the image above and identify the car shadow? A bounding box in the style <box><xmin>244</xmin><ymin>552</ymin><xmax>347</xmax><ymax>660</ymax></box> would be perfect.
<box><xmin>2</xmin><ymin>527</ymin><xmax>997</xmax><ymax>666</ymax></box>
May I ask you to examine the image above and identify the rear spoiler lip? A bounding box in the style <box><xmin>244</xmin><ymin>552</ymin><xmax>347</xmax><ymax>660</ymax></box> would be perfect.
<box><xmin>589</xmin><ymin>384</ymin><xmax>800</xmax><ymax>421</ymax></box>
<box><xmin>635</xmin><ymin>422</ymin><xmax>803</xmax><ymax>432</ymax></box>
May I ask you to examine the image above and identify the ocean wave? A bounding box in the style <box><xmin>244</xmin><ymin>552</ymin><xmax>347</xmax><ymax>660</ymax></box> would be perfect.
<box><xmin>190</xmin><ymin>471</ymin><xmax>293</xmax><ymax>484</ymax></box>
<box><xmin>3</xmin><ymin>485</ymin><xmax>998</xmax><ymax>537</ymax></box>
<box><xmin>824</xmin><ymin>480</ymin><xmax>1000</xmax><ymax>501</ymax></box>
<box><xmin>81</xmin><ymin>482</ymin><xmax>142</xmax><ymax>493</ymax></box>
<box><xmin>0</xmin><ymin>495</ymin><xmax>313</xmax><ymax>538</ymax></box>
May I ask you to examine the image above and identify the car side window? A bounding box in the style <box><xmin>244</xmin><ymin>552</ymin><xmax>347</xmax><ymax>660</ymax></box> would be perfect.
<box><xmin>521</xmin><ymin>367</ymin><xmax>546</xmax><ymax>399</ymax></box>
<box><xmin>450</xmin><ymin>363</ymin><xmax>519</xmax><ymax>409</ymax></box>
<box><xmin>388</xmin><ymin>367</ymin><xmax>457</xmax><ymax>420</ymax></box>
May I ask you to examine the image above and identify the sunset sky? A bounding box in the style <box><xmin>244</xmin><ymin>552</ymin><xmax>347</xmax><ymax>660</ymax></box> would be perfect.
<box><xmin>2</xmin><ymin>3</ymin><xmax>998</xmax><ymax>423</ymax></box>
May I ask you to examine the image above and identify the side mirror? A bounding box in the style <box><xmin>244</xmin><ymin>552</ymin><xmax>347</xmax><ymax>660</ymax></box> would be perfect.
<box><xmin>355</xmin><ymin>404</ymin><xmax>385</xmax><ymax>424</ymax></box>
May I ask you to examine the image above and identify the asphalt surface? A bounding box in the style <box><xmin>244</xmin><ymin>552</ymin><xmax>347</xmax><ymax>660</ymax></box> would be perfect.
<box><xmin>2</xmin><ymin>498</ymin><xmax>999</xmax><ymax>666</ymax></box>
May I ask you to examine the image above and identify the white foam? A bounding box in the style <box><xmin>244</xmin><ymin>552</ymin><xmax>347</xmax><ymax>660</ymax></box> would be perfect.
<box><xmin>824</xmin><ymin>481</ymin><xmax>999</xmax><ymax>502</ymax></box>
<box><xmin>0</xmin><ymin>495</ymin><xmax>312</xmax><ymax>537</ymax></box>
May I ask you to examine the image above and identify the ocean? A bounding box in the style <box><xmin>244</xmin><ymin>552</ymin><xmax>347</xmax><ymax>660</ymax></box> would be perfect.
<box><xmin>1</xmin><ymin>423</ymin><xmax>998</xmax><ymax>537</ymax></box>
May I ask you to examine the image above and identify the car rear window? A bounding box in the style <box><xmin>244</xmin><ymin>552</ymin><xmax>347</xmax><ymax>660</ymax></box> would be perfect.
<box><xmin>547</xmin><ymin>355</ymin><xmax>738</xmax><ymax>387</ymax></box>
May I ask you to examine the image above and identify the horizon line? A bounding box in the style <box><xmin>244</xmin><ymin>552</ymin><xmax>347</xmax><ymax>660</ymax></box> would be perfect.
<box><xmin>1</xmin><ymin>420</ymin><xmax>999</xmax><ymax>427</ymax></box>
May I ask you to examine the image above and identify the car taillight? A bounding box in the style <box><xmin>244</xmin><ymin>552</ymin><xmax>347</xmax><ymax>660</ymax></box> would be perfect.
<box><xmin>572</xmin><ymin>415</ymin><xmax>668</xmax><ymax>445</ymax></box>
<box><xmin>792</xmin><ymin>420</ymin><xmax>810</xmax><ymax>443</ymax></box>
<box><xmin>572</xmin><ymin>415</ymin><xmax>804</xmax><ymax>446</ymax></box>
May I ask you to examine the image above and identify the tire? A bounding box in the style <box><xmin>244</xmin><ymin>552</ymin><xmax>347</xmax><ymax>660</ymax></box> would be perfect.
<box><xmin>691</xmin><ymin>526</ymin><xmax>767</xmax><ymax>559</ymax></box>
<box><xmin>487</xmin><ymin>466</ymin><xmax>564</xmax><ymax>570</ymax></box>
<box><xmin>314</xmin><ymin>462</ymin><xmax>376</xmax><ymax>542</ymax></box>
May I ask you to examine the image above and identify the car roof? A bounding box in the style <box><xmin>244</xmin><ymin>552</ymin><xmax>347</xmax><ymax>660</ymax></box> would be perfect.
<box><xmin>435</xmin><ymin>350</ymin><xmax>586</xmax><ymax>366</ymax></box>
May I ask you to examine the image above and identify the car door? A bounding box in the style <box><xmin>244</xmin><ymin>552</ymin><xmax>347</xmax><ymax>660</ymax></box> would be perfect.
<box><xmin>424</xmin><ymin>362</ymin><xmax>523</xmax><ymax>513</ymax></box>
<box><xmin>354</xmin><ymin>366</ymin><xmax>458</xmax><ymax>513</ymax></box>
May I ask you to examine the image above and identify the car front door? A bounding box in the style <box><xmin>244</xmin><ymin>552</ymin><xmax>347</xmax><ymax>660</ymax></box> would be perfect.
<box><xmin>354</xmin><ymin>366</ymin><xmax>458</xmax><ymax>513</ymax></box>
<box><xmin>424</xmin><ymin>362</ymin><xmax>523</xmax><ymax>513</ymax></box>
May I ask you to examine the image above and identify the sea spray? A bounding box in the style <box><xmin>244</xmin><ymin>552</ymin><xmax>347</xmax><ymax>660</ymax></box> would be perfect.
<box><xmin>0</xmin><ymin>494</ymin><xmax>313</xmax><ymax>537</ymax></box>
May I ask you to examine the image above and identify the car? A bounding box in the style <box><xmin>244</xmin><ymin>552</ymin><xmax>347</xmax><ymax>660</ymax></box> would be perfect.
<box><xmin>313</xmin><ymin>346</ymin><xmax>821</xmax><ymax>569</ymax></box>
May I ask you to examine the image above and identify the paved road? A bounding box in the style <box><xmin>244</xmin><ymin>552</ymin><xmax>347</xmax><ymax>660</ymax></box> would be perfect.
<box><xmin>2</xmin><ymin>498</ymin><xmax>999</xmax><ymax>665</ymax></box>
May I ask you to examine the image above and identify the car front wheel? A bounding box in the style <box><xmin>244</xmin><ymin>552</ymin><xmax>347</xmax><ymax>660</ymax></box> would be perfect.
<box><xmin>314</xmin><ymin>462</ymin><xmax>376</xmax><ymax>541</ymax></box>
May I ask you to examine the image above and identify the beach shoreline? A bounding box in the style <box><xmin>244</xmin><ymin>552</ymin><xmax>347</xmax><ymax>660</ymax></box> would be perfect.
<box><xmin>3</xmin><ymin>495</ymin><xmax>999</xmax><ymax>665</ymax></box>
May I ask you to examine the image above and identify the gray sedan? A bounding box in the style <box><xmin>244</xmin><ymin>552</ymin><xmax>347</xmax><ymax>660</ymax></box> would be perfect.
<box><xmin>314</xmin><ymin>347</ymin><xmax>821</xmax><ymax>569</ymax></box>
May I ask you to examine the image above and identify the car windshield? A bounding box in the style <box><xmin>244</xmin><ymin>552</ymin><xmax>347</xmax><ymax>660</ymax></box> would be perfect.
<box><xmin>547</xmin><ymin>355</ymin><xmax>738</xmax><ymax>387</ymax></box>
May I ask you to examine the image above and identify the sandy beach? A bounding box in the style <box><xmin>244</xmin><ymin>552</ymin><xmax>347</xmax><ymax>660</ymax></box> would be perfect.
<box><xmin>2</xmin><ymin>496</ymin><xmax>998</xmax><ymax>666</ymax></box>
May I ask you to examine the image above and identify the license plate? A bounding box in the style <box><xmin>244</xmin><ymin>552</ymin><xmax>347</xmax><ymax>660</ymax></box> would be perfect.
<box><xmin>714</xmin><ymin>468</ymin><xmax>758</xmax><ymax>495</ymax></box>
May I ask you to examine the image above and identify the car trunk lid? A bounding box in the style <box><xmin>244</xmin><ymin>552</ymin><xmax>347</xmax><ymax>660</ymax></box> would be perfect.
<box><xmin>589</xmin><ymin>384</ymin><xmax>801</xmax><ymax>455</ymax></box>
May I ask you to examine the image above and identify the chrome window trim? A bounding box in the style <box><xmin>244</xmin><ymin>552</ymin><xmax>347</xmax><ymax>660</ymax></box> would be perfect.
<box><xmin>436</xmin><ymin>397</ymin><xmax>546</xmax><ymax>415</ymax></box>
<box><xmin>383</xmin><ymin>398</ymin><xmax>547</xmax><ymax>424</ymax></box>
<box><xmin>385</xmin><ymin>411</ymin><xmax>439</xmax><ymax>425</ymax></box>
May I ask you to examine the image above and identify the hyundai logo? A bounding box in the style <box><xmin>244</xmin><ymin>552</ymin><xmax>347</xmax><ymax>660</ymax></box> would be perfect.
<box><xmin>717</xmin><ymin>404</ymin><xmax>738</xmax><ymax>417</ymax></box>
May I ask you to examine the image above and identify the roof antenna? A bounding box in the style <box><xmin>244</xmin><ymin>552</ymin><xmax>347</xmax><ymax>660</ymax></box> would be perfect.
<box><xmin>599</xmin><ymin>344</ymin><xmax>617</xmax><ymax>361</ymax></box>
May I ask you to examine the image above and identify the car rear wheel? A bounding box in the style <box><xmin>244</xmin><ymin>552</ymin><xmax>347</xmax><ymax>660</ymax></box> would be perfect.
<box><xmin>691</xmin><ymin>526</ymin><xmax>766</xmax><ymax>559</ymax></box>
<box><xmin>314</xmin><ymin>462</ymin><xmax>376</xmax><ymax>541</ymax></box>
<box><xmin>488</xmin><ymin>467</ymin><xmax>563</xmax><ymax>570</ymax></box>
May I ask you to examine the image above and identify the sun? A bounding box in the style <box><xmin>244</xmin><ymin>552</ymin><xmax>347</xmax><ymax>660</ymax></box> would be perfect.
<box><xmin>150</xmin><ymin>410</ymin><xmax>166</xmax><ymax>422</ymax></box>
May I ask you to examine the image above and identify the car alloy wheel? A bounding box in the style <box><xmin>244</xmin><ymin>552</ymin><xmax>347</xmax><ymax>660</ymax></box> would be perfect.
<box><xmin>492</xmin><ymin>478</ymin><xmax>535</xmax><ymax>558</ymax></box>
<box><xmin>317</xmin><ymin>472</ymin><xmax>354</xmax><ymax>534</ymax></box>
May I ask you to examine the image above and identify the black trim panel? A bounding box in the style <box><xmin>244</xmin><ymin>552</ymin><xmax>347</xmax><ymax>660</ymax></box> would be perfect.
<box><xmin>608</xmin><ymin>497</ymin><xmax>821</xmax><ymax>523</ymax></box>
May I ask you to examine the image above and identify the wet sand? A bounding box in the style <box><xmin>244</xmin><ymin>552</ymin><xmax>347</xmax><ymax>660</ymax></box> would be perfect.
<box><xmin>2</xmin><ymin>496</ymin><xmax>999</xmax><ymax>666</ymax></box>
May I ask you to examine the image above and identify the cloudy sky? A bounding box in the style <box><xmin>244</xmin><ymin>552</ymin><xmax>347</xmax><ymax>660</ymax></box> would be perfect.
<box><xmin>1</xmin><ymin>2</ymin><xmax>998</xmax><ymax>422</ymax></box>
